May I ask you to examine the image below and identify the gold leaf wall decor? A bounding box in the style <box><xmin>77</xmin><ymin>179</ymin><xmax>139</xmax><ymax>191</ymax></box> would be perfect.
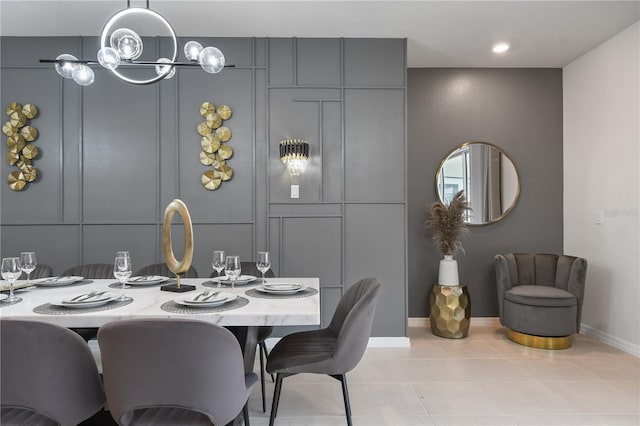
<box><xmin>198</xmin><ymin>101</ymin><xmax>233</xmax><ymax>191</ymax></box>
<box><xmin>4</xmin><ymin>102</ymin><xmax>40</xmax><ymax>191</ymax></box>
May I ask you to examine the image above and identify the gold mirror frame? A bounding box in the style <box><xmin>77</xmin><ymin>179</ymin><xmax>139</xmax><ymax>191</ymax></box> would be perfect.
<box><xmin>162</xmin><ymin>199</ymin><xmax>194</xmax><ymax>277</ymax></box>
<box><xmin>435</xmin><ymin>141</ymin><xmax>521</xmax><ymax>226</ymax></box>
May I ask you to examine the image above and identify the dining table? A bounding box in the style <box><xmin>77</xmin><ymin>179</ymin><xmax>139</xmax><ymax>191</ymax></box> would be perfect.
<box><xmin>0</xmin><ymin>276</ymin><xmax>321</xmax><ymax>374</ymax></box>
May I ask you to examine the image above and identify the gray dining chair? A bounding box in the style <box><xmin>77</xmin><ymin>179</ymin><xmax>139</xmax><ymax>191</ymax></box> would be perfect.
<box><xmin>61</xmin><ymin>263</ymin><xmax>115</xmax><ymax>341</ymax></box>
<box><xmin>266</xmin><ymin>277</ymin><xmax>382</xmax><ymax>426</ymax></box>
<box><xmin>1</xmin><ymin>319</ymin><xmax>105</xmax><ymax>426</ymax></box>
<box><xmin>212</xmin><ymin>261</ymin><xmax>275</xmax><ymax>412</ymax></box>
<box><xmin>20</xmin><ymin>263</ymin><xmax>54</xmax><ymax>280</ymax></box>
<box><xmin>134</xmin><ymin>262</ymin><xmax>198</xmax><ymax>278</ymax></box>
<box><xmin>98</xmin><ymin>318</ymin><xmax>257</xmax><ymax>426</ymax></box>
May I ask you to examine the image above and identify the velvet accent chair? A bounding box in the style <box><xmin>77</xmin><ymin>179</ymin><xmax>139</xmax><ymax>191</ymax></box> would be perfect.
<box><xmin>134</xmin><ymin>262</ymin><xmax>198</xmax><ymax>278</ymax></box>
<box><xmin>20</xmin><ymin>263</ymin><xmax>54</xmax><ymax>280</ymax></box>
<box><xmin>61</xmin><ymin>263</ymin><xmax>116</xmax><ymax>341</ymax></box>
<box><xmin>98</xmin><ymin>318</ymin><xmax>257</xmax><ymax>426</ymax></box>
<box><xmin>211</xmin><ymin>261</ymin><xmax>276</xmax><ymax>413</ymax></box>
<box><xmin>266</xmin><ymin>277</ymin><xmax>382</xmax><ymax>426</ymax></box>
<box><xmin>495</xmin><ymin>253</ymin><xmax>587</xmax><ymax>349</ymax></box>
<box><xmin>1</xmin><ymin>320</ymin><xmax>105</xmax><ymax>426</ymax></box>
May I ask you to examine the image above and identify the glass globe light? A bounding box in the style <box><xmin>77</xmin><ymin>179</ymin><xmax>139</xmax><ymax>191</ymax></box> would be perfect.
<box><xmin>72</xmin><ymin>65</ymin><xmax>95</xmax><ymax>86</ymax></box>
<box><xmin>155</xmin><ymin>58</ymin><xmax>176</xmax><ymax>79</ymax></box>
<box><xmin>54</xmin><ymin>54</ymin><xmax>78</xmax><ymax>79</ymax></box>
<box><xmin>97</xmin><ymin>47</ymin><xmax>121</xmax><ymax>70</ymax></box>
<box><xmin>184</xmin><ymin>41</ymin><xmax>203</xmax><ymax>61</ymax></box>
<box><xmin>110</xmin><ymin>28</ymin><xmax>143</xmax><ymax>60</ymax></box>
<box><xmin>198</xmin><ymin>46</ymin><xmax>225</xmax><ymax>74</ymax></box>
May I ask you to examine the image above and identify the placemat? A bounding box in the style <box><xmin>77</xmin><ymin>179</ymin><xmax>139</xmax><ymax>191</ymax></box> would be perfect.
<box><xmin>245</xmin><ymin>287</ymin><xmax>318</xmax><ymax>299</ymax></box>
<box><xmin>0</xmin><ymin>298</ymin><xmax>22</xmax><ymax>308</ymax></box>
<box><xmin>33</xmin><ymin>297</ymin><xmax>133</xmax><ymax>315</ymax></box>
<box><xmin>108</xmin><ymin>279</ymin><xmax>176</xmax><ymax>289</ymax></box>
<box><xmin>32</xmin><ymin>279</ymin><xmax>94</xmax><ymax>289</ymax></box>
<box><xmin>160</xmin><ymin>296</ymin><xmax>249</xmax><ymax>314</ymax></box>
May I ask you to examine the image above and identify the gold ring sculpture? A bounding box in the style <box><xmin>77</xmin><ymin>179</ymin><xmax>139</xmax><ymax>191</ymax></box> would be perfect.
<box><xmin>162</xmin><ymin>199</ymin><xmax>194</xmax><ymax>288</ymax></box>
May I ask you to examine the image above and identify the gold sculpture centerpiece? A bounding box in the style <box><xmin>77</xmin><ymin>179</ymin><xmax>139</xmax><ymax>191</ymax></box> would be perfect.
<box><xmin>198</xmin><ymin>101</ymin><xmax>234</xmax><ymax>190</ymax></box>
<box><xmin>4</xmin><ymin>102</ymin><xmax>39</xmax><ymax>191</ymax></box>
<box><xmin>161</xmin><ymin>199</ymin><xmax>196</xmax><ymax>293</ymax></box>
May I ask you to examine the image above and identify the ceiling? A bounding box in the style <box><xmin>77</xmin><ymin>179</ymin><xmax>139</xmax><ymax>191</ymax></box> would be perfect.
<box><xmin>1</xmin><ymin>1</ymin><xmax>638</xmax><ymax>67</ymax></box>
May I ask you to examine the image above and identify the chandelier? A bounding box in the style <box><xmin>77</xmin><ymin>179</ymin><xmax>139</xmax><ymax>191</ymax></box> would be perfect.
<box><xmin>279</xmin><ymin>139</ymin><xmax>309</xmax><ymax>176</ymax></box>
<box><xmin>40</xmin><ymin>1</ymin><xmax>227</xmax><ymax>86</ymax></box>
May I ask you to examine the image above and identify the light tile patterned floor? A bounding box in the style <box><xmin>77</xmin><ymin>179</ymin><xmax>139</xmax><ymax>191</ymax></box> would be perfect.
<box><xmin>249</xmin><ymin>326</ymin><xmax>640</xmax><ymax>426</ymax></box>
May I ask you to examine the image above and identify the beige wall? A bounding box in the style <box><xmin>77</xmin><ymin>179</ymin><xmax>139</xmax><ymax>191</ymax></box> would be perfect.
<box><xmin>563</xmin><ymin>22</ymin><xmax>640</xmax><ymax>355</ymax></box>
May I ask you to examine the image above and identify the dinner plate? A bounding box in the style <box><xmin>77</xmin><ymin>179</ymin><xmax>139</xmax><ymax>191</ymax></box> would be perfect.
<box><xmin>52</xmin><ymin>295</ymin><xmax>115</xmax><ymax>309</ymax></box>
<box><xmin>126</xmin><ymin>275</ymin><xmax>169</xmax><ymax>285</ymax></box>
<box><xmin>211</xmin><ymin>275</ymin><xmax>257</xmax><ymax>286</ymax></box>
<box><xmin>256</xmin><ymin>284</ymin><xmax>305</xmax><ymax>295</ymax></box>
<box><xmin>33</xmin><ymin>276</ymin><xmax>85</xmax><ymax>287</ymax></box>
<box><xmin>176</xmin><ymin>292</ymin><xmax>236</xmax><ymax>308</ymax></box>
<box><xmin>62</xmin><ymin>292</ymin><xmax>113</xmax><ymax>304</ymax></box>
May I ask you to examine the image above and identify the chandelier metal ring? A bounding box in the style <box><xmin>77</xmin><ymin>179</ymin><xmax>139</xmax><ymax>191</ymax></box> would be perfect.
<box><xmin>100</xmin><ymin>7</ymin><xmax>178</xmax><ymax>85</ymax></box>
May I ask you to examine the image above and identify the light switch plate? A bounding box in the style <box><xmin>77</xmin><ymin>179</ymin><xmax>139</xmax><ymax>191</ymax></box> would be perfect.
<box><xmin>594</xmin><ymin>209</ymin><xmax>603</xmax><ymax>225</ymax></box>
<box><xmin>290</xmin><ymin>184</ymin><xmax>299</xmax><ymax>199</ymax></box>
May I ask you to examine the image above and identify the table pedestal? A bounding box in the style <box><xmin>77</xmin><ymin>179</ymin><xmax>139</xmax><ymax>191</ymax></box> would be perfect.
<box><xmin>429</xmin><ymin>284</ymin><xmax>471</xmax><ymax>339</ymax></box>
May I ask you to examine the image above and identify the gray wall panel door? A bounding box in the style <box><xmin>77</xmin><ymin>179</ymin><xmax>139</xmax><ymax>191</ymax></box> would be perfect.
<box><xmin>344</xmin><ymin>89</ymin><xmax>405</xmax><ymax>202</ymax></box>
<box><xmin>281</xmin><ymin>217</ymin><xmax>342</xmax><ymax>286</ymax></box>
<box><xmin>296</xmin><ymin>39</ymin><xmax>341</xmax><ymax>86</ymax></box>
<box><xmin>344</xmin><ymin>39</ymin><xmax>406</xmax><ymax>87</ymax></box>
<box><xmin>82</xmin><ymin>71</ymin><xmax>159</xmax><ymax>223</ymax></box>
<box><xmin>345</xmin><ymin>204</ymin><xmax>406</xmax><ymax>336</ymax></box>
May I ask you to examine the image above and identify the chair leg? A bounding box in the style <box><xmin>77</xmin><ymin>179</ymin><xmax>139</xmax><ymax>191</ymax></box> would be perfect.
<box><xmin>269</xmin><ymin>373</ymin><xmax>284</xmax><ymax>426</ymax></box>
<box><xmin>259</xmin><ymin>343</ymin><xmax>266</xmax><ymax>412</ymax></box>
<box><xmin>243</xmin><ymin>403</ymin><xmax>250</xmax><ymax>426</ymax></box>
<box><xmin>330</xmin><ymin>374</ymin><xmax>352</xmax><ymax>426</ymax></box>
<box><xmin>260</xmin><ymin>341</ymin><xmax>275</xmax><ymax>382</ymax></box>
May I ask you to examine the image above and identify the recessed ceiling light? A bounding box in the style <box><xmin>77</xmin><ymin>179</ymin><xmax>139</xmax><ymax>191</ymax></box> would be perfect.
<box><xmin>492</xmin><ymin>43</ymin><xmax>510</xmax><ymax>54</ymax></box>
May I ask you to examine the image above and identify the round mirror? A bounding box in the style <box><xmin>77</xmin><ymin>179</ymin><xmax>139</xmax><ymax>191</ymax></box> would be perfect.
<box><xmin>436</xmin><ymin>142</ymin><xmax>520</xmax><ymax>225</ymax></box>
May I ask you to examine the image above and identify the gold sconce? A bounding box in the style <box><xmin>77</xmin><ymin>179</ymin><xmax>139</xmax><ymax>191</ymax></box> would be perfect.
<box><xmin>4</xmin><ymin>102</ymin><xmax>39</xmax><ymax>191</ymax></box>
<box><xmin>279</xmin><ymin>139</ymin><xmax>309</xmax><ymax>177</ymax></box>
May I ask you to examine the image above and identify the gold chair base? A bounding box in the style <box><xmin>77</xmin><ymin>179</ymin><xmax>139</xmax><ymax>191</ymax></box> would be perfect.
<box><xmin>507</xmin><ymin>329</ymin><xmax>572</xmax><ymax>350</ymax></box>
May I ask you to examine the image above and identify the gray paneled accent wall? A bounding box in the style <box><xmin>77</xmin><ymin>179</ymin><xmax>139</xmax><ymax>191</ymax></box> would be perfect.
<box><xmin>407</xmin><ymin>68</ymin><xmax>563</xmax><ymax>318</ymax></box>
<box><xmin>1</xmin><ymin>36</ymin><xmax>407</xmax><ymax>337</ymax></box>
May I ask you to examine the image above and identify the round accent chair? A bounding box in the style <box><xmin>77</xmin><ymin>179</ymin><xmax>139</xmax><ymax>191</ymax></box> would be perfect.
<box><xmin>495</xmin><ymin>253</ymin><xmax>587</xmax><ymax>349</ymax></box>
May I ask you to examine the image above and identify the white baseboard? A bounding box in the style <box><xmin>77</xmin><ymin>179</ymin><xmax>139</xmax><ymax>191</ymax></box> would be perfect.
<box><xmin>408</xmin><ymin>317</ymin><xmax>500</xmax><ymax>327</ymax></box>
<box><xmin>580</xmin><ymin>323</ymin><xmax>640</xmax><ymax>357</ymax></box>
<box><xmin>367</xmin><ymin>337</ymin><xmax>411</xmax><ymax>347</ymax></box>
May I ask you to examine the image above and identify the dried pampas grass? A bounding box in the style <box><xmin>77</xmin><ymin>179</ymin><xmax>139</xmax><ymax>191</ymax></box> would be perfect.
<box><xmin>425</xmin><ymin>190</ymin><xmax>472</xmax><ymax>256</ymax></box>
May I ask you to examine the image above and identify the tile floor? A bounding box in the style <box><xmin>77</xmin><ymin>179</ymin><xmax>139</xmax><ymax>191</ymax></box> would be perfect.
<box><xmin>248</xmin><ymin>326</ymin><xmax>640</xmax><ymax>426</ymax></box>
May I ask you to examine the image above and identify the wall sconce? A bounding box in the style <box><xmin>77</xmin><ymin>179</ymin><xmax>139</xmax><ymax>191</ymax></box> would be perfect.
<box><xmin>279</xmin><ymin>139</ymin><xmax>309</xmax><ymax>177</ymax></box>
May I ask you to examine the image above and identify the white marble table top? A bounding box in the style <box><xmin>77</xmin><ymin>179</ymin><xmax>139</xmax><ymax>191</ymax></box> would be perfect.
<box><xmin>0</xmin><ymin>277</ymin><xmax>320</xmax><ymax>328</ymax></box>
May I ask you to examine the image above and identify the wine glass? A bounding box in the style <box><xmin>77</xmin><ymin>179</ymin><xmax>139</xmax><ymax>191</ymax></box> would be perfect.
<box><xmin>20</xmin><ymin>251</ymin><xmax>37</xmax><ymax>287</ymax></box>
<box><xmin>256</xmin><ymin>251</ymin><xmax>271</xmax><ymax>284</ymax></box>
<box><xmin>225</xmin><ymin>255</ymin><xmax>241</xmax><ymax>289</ymax></box>
<box><xmin>1</xmin><ymin>257</ymin><xmax>22</xmax><ymax>303</ymax></box>
<box><xmin>113</xmin><ymin>252</ymin><xmax>132</xmax><ymax>301</ymax></box>
<box><xmin>212</xmin><ymin>250</ymin><xmax>225</xmax><ymax>288</ymax></box>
